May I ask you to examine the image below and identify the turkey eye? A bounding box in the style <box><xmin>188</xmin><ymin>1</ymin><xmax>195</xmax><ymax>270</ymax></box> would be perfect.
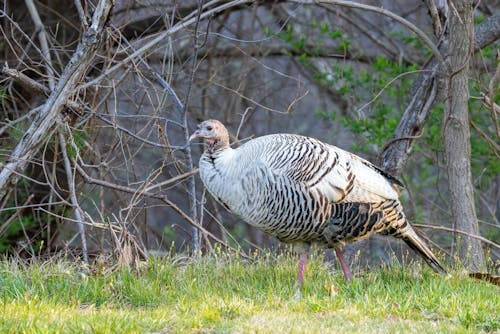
<box><xmin>206</xmin><ymin>126</ymin><xmax>213</xmax><ymax>131</ymax></box>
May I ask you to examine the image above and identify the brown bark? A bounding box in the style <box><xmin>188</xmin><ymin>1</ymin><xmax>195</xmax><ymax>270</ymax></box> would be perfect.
<box><xmin>443</xmin><ymin>0</ymin><xmax>485</xmax><ymax>271</ymax></box>
<box><xmin>380</xmin><ymin>13</ymin><xmax>500</xmax><ymax>177</ymax></box>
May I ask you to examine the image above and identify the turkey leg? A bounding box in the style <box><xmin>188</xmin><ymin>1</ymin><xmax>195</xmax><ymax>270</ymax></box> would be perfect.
<box><xmin>334</xmin><ymin>246</ymin><xmax>354</xmax><ymax>280</ymax></box>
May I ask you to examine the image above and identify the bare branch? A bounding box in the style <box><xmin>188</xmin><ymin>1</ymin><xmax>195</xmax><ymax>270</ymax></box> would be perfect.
<box><xmin>0</xmin><ymin>0</ymin><xmax>113</xmax><ymax>201</ymax></box>
<box><xmin>24</xmin><ymin>0</ymin><xmax>56</xmax><ymax>90</ymax></box>
<box><xmin>423</xmin><ymin>0</ymin><xmax>444</xmax><ymax>37</ymax></box>
<box><xmin>59</xmin><ymin>127</ymin><xmax>88</xmax><ymax>264</ymax></box>
<box><xmin>2</xmin><ymin>66</ymin><xmax>47</xmax><ymax>93</ymax></box>
<box><xmin>182</xmin><ymin>0</ymin><xmax>204</xmax><ymax>252</ymax></box>
<box><xmin>74</xmin><ymin>0</ymin><xmax>89</xmax><ymax>30</ymax></box>
<box><xmin>81</xmin><ymin>0</ymin><xmax>254</xmax><ymax>90</ymax></box>
<box><xmin>413</xmin><ymin>224</ymin><xmax>500</xmax><ymax>250</ymax></box>
<box><xmin>0</xmin><ymin>194</ymin><xmax>34</xmax><ymax>237</ymax></box>
<box><xmin>2</xmin><ymin>65</ymin><xmax>84</xmax><ymax>113</ymax></box>
<box><xmin>290</xmin><ymin>0</ymin><xmax>447</xmax><ymax>69</ymax></box>
<box><xmin>75</xmin><ymin>164</ymin><xmax>250</xmax><ymax>259</ymax></box>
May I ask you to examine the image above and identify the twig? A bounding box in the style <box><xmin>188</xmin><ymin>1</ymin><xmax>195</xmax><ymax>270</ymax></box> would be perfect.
<box><xmin>316</xmin><ymin>3</ymin><xmax>408</xmax><ymax>63</ymax></box>
<box><xmin>0</xmin><ymin>106</ymin><xmax>41</xmax><ymax>138</ymax></box>
<box><xmin>0</xmin><ymin>0</ymin><xmax>113</xmax><ymax>201</ymax></box>
<box><xmin>413</xmin><ymin>224</ymin><xmax>500</xmax><ymax>250</ymax></box>
<box><xmin>1</xmin><ymin>65</ymin><xmax>83</xmax><ymax>112</ymax></box>
<box><xmin>423</xmin><ymin>0</ymin><xmax>444</xmax><ymax>37</ymax></box>
<box><xmin>94</xmin><ymin>113</ymin><xmax>186</xmax><ymax>149</ymax></box>
<box><xmin>182</xmin><ymin>0</ymin><xmax>204</xmax><ymax>253</ymax></box>
<box><xmin>59</xmin><ymin>126</ymin><xmax>89</xmax><ymax>264</ymax></box>
<box><xmin>356</xmin><ymin>69</ymin><xmax>431</xmax><ymax>115</ymax></box>
<box><xmin>290</xmin><ymin>0</ymin><xmax>447</xmax><ymax>70</ymax></box>
<box><xmin>115</xmin><ymin>30</ymin><xmax>185</xmax><ymax>114</ymax></box>
<box><xmin>470</xmin><ymin>120</ymin><xmax>500</xmax><ymax>157</ymax></box>
<box><xmin>236</xmin><ymin>107</ymin><xmax>253</xmax><ymax>140</ymax></box>
<box><xmin>209</xmin><ymin>79</ymin><xmax>294</xmax><ymax>114</ymax></box>
<box><xmin>74</xmin><ymin>0</ymin><xmax>89</xmax><ymax>30</ymax></box>
<box><xmin>80</xmin><ymin>0</ymin><xmax>254</xmax><ymax>90</ymax></box>
<box><xmin>2</xmin><ymin>66</ymin><xmax>48</xmax><ymax>93</ymax></box>
<box><xmin>24</xmin><ymin>0</ymin><xmax>56</xmax><ymax>90</ymax></box>
<box><xmin>75</xmin><ymin>164</ymin><xmax>251</xmax><ymax>259</ymax></box>
<box><xmin>144</xmin><ymin>169</ymin><xmax>199</xmax><ymax>193</ymax></box>
<box><xmin>0</xmin><ymin>194</ymin><xmax>34</xmax><ymax>237</ymax></box>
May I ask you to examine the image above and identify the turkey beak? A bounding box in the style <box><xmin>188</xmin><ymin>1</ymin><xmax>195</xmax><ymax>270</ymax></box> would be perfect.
<box><xmin>189</xmin><ymin>130</ymin><xmax>200</xmax><ymax>142</ymax></box>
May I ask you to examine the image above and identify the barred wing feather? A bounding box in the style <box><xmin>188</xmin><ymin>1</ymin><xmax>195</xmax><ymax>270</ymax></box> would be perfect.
<box><xmin>252</xmin><ymin>134</ymin><xmax>399</xmax><ymax>204</ymax></box>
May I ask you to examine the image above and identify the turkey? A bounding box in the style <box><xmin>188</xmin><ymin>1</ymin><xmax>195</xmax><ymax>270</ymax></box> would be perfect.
<box><xmin>189</xmin><ymin>119</ymin><xmax>447</xmax><ymax>285</ymax></box>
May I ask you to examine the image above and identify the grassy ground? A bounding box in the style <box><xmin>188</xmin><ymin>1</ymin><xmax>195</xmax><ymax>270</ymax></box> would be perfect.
<box><xmin>0</xmin><ymin>252</ymin><xmax>498</xmax><ymax>333</ymax></box>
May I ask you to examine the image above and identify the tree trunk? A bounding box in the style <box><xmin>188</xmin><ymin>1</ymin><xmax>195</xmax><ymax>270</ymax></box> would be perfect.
<box><xmin>443</xmin><ymin>0</ymin><xmax>485</xmax><ymax>271</ymax></box>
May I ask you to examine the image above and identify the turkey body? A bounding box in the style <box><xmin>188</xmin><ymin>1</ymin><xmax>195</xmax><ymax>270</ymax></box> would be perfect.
<box><xmin>200</xmin><ymin>134</ymin><xmax>405</xmax><ymax>247</ymax></box>
<box><xmin>193</xmin><ymin>122</ymin><xmax>447</xmax><ymax>277</ymax></box>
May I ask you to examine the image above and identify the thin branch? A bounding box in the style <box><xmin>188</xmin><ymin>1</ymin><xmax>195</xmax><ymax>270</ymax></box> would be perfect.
<box><xmin>470</xmin><ymin>120</ymin><xmax>500</xmax><ymax>157</ymax></box>
<box><xmin>59</xmin><ymin>127</ymin><xmax>88</xmax><ymax>264</ymax></box>
<box><xmin>75</xmin><ymin>164</ymin><xmax>250</xmax><ymax>259</ymax></box>
<box><xmin>144</xmin><ymin>169</ymin><xmax>199</xmax><ymax>193</ymax></box>
<box><xmin>24</xmin><ymin>0</ymin><xmax>56</xmax><ymax>90</ymax></box>
<box><xmin>0</xmin><ymin>194</ymin><xmax>34</xmax><ymax>237</ymax></box>
<box><xmin>290</xmin><ymin>0</ymin><xmax>447</xmax><ymax>69</ymax></box>
<box><xmin>81</xmin><ymin>0</ymin><xmax>254</xmax><ymax>90</ymax></box>
<box><xmin>236</xmin><ymin>107</ymin><xmax>253</xmax><ymax>140</ymax></box>
<box><xmin>356</xmin><ymin>69</ymin><xmax>432</xmax><ymax>114</ymax></box>
<box><xmin>2</xmin><ymin>65</ymin><xmax>47</xmax><ymax>93</ymax></box>
<box><xmin>413</xmin><ymin>224</ymin><xmax>500</xmax><ymax>250</ymax></box>
<box><xmin>0</xmin><ymin>0</ymin><xmax>113</xmax><ymax>201</ymax></box>
<box><xmin>74</xmin><ymin>0</ymin><xmax>89</xmax><ymax>30</ymax></box>
<box><xmin>93</xmin><ymin>113</ymin><xmax>186</xmax><ymax>150</ymax></box>
<box><xmin>1</xmin><ymin>65</ymin><xmax>83</xmax><ymax>112</ymax></box>
<box><xmin>115</xmin><ymin>30</ymin><xmax>185</xmax><ymax>114</ymax></box>
<box><xmin>182</xmin><ymin>0</ymin><xmax>204</xmax><ymax>252</ymax></box>
<box><xmin>423</xmin><ymin>0</ymin><xmax>444</xmax><ymax>37</ymax></box>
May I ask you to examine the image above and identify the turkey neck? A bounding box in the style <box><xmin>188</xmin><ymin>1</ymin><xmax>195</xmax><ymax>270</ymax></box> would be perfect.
<box><xmin>206</xmin><ymin>136</ymin><xmax>229</xmax><ymax>154</ymax></box>
<box><xmin>199</xmin><ymin>146</ymin><xmax>243</xmax><ymax>211</ymax></box>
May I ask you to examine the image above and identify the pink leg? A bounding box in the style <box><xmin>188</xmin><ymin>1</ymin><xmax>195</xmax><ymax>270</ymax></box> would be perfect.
<box><xmin>297</xmin><ymin>252</ymin><xmax>308</xmax><ymax>286</ymax></box>
<box><xmin>334</xmin><ymin>246</ymin><xmax>354</xmax><ymax>280</ymax></box>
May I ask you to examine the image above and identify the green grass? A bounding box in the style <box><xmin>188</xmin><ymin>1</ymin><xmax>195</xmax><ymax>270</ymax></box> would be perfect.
<box><xmin>0</xmin><ymin>252</ymin><xmax>498</xmax><ymax>333</ymax></box>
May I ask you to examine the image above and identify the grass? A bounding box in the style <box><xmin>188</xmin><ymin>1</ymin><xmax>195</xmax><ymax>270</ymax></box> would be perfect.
<box><xmin>0</xmin><ymin>251</ymin><xmax>498</xmax><ymax>333</ymax></box>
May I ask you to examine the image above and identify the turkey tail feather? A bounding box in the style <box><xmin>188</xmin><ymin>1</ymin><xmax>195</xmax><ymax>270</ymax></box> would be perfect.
<box><xmin>401</xmin><ymin>229</ymin><xmax>447</xmax><ymax>275</ymax></box>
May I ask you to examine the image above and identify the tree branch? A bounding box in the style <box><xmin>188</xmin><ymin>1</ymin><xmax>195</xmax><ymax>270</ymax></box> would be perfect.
<box><xmin>75</xmin><ymin>164</ymin><xmax>249</xmax><ymax>259</ymax></box>
<box><xmin>290</xmin><ymin>0</ymin><xmax>446</xmax><ymax>68</ymax></box>
<box><xmin>24</xmin><ymin>0</ymin><xmax>56</xmax><ymax>90</ymax></box>
<box><xmin>413</xmin><ymin>224</ymin><xmax>499</xmax><ymax>250</ymax></box>
<box><xmin>59</xmin><ymin>127</ymin><xmax>89</xmax><ymax>264</ymax></box>
<box><xmin>474</xmin><ymin>13</ymin><xmax>500</xmax><ymax>51</ymax></box>
<box><xmin>379</xmin><ymin>12</ymin><xmax>499</xmax><ymax>176</ymax></box>
<box><xmin>0</xmin><ymin>0</ymin><xmax>113</xmax><ymax>201</ymax></box>
<box><xmin>81</xmin><ymin>0</ymin><xmax>254</xmax><ymax>90</ymax></box>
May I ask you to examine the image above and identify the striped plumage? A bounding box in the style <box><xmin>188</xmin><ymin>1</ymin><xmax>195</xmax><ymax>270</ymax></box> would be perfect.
<box><xmin>190</xmin><ymin>119</ymin><xmax>447</xmax><ymax>283</ymax></box>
